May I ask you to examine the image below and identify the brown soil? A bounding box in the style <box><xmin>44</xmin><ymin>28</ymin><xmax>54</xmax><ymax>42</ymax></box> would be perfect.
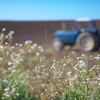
<box><xmin>0</xmin><ymin>20</ymin><xmax>100</xmax><ymax>61</ymax></box>
<box><xmin>0</xmin><ymin>20</ymin><xmax>100</xmax><ymax>44</ymax></box>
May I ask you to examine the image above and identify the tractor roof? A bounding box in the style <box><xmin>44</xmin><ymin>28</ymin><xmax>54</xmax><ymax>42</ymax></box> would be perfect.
<box><xmin>75</xmin><ymin>18</ymin><xmax>93</xmax><ymax>22</ymax></box>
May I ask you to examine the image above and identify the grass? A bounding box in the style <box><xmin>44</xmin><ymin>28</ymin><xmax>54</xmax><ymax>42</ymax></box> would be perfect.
<box><xmin>0</xmin><ymin>28</ymin><xmax>100</xmax><ymax>100</ymax></box>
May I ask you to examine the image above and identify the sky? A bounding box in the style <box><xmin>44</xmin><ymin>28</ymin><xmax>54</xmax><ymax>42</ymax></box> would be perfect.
<box><xmin>0</xmin><ymin>0</ymin><xmax>100</xmax><ymax>21</ymax></box>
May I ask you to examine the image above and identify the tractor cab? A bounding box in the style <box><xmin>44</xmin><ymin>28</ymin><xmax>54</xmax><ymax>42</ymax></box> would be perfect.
<box><xmin>73</xmin><ymin>19</ymin><xmax>98</xmax><ymax>33</ymax></box>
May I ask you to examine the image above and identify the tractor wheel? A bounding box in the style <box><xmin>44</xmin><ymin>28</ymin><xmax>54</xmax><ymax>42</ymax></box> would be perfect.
<box><xmin>52</xmin><ymin>39</ymin><xmax>64</xmax><ymax>51</ymax></box>
<box><xmin>76</xmin><ymin>32</ymin><xmax>99</xmax><ymax>52</ymax></box>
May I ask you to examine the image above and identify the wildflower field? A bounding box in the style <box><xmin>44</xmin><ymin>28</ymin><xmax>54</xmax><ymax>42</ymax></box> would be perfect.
<box><xmin>0</xmin><ymin>28</ymin><xmax>100</xmax><ymax>100</ymax></box>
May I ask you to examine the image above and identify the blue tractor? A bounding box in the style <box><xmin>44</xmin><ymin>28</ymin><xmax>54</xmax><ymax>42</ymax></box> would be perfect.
<box><xmin>52</xmin><ymin>19</ymin><xmax>100</xmax><ymax>52</ymax></box>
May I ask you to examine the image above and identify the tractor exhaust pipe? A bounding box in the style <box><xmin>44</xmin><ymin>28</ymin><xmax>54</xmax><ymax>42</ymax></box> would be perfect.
<box><xmin>62</xmin><ymin>22</ymin><xmax>66</xmax><ymax>30</ymax></box>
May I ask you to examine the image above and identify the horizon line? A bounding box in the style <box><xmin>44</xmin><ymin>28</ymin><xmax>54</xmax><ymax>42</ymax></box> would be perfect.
<box><xmin>0</xmin><ymin>18</ymin><xmax>100</xmax><ymax>22</ymax></box>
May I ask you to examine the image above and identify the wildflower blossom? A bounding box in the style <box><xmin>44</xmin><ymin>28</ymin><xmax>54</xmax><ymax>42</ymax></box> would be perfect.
<box><xmin>2</xmin><ymin>28</ymin><xmax>6</xmax><ymax>32</ymax></box>
<box><xmin>33</xmin><ymin>43</ymin><xmax>37</xmax><ymax>47</ymax></box>
<box><xmin>12</xmin><ymin>46</ymin><xmax>14</xmax><ymax>49</ymax></box>
<box><xmin>53</xmin><ymin>59</ymin><xmax>56</xmax><ymax>62</ymax></box>
<box><xmin>6</xmin><ymin>52</ymin><xmax>9</xmax><ymax>55</ymax></box>
<box><xmin>19</xmin><ymin>44</ymin><xmax>22</xmax><ymax>47</ymax></box>
<box><xmin>4</xmin><ymin>87</ymin><xmax>10</xmax><ymax>91</ymax></box>
<box><xmin>0</xmin><ymin>57</ymin><xmax>2</xmax><ymax>60</ymax></box>
<box><xmin>20</xmin><ymin>49</ymin><xmax>24</xmax><ymax>53</ymax></box>
<box><xmin>5</xmin><ymin>35</ymin><xmax>8</xmax><ymax>38</ymax></box>
<box><xmin>9</xmin><ymin>31</ymin><xmax>14</xmax><ymax>35</ymax></box>
<box><xmin>41</xmin><ymin>93</ymin><xmax>44</xmax><ymax>95</ymax></box>
<box><xmin>36</xmin><ymin>52</ymin><xmax>40</xmax><ymax>56</ymax></box>
<box><xmin>28</xmin><ymin>50</ymin><xmax>31</xmax><ymax>52</ymax></box>
<box><xmin>25</xmin><ymin>40</ymin><xmax>32</xmax><ymax>44</ymax></box>
<box><xmin>16</xmin><ymin>43</ymin><xmax>18</xmax><ymax>46</ymax></box>
<box><xmin>8</xmin><ymin>62</ymin><xmax>12</xmax><ymax>66</ymax></box>
<box><xmin>72</xmin><ymin>51</ymin><xmax>75</xmax><ymax>54</ymax></box>
<box><xmin>90</xmin><ymin>55</ymin><xmax>93</xmax><ymax>57</ymax></box>
<box><xmin>11</xmin><ymin>88</ymin><xmax>16</xmax><ymax>93</ymax></box>
<box><xmin>3</xmin><ymin>93</ymin><xmax>10</xmax><ymax>97</ymax></box>
<box><xmin>8</xmin><ymin>67</ymin><xmax>11</xmax><ymax>70</ymax></box>
<box><xmin>38</xmin><ymin>46</ymin><xmax>43</xmax><ymax>52</ymax></box>
<box><xmin>77</xmin><ymin>57</ymin><xmax>80</xmax><ymax>60</ymax></box>
<box><xmin>0</xmin><ymin>45</ymin><xmax>3</xmax><ymax>49</ymax></box>
<box><xmin>5</xmin><ymin>42</ymin><xmax>8</xmax><ymax>45</ymax></box>
<box><xmin>93</xmin><ymin>57</ymin><xmax>99</xmax><ymax>60</ymax></box>
<box><xmin>2</xmin><ymin>80</ymin><xmax>8</xmax><ymax>83</ymax></box>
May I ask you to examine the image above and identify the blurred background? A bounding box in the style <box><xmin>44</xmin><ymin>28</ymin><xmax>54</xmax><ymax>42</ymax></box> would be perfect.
<box><xmin>0</xmin><ymin>0</ymin><xmax>100</xmax><ymax>44</ymax></box>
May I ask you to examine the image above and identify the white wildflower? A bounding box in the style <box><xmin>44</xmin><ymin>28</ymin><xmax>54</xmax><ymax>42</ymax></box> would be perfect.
<box><xmin>63</xmin><ymin>63</ymin><xmax>66</xmax><ymax>66</ymax></box>
<box><xmin>19</xmin><ymin>44</ymin><xmax>22</xmax><ymax>47</ymax></box>
<box><xmin>4</xmin><ymin>87</ymin><xmax>10</xmax><ymax>91</ymax></box>
<box><xmin>25</xmin><ymin>40</ymin><xmax>32</xmax><ymax>44</ymax></box>
<box><xmin>38</xmin><ymin>46</ymin><xmax>43</xmax><ymax>52</ymax></box>
<box><xmin>77</xmin><ymin>57</ymin><xmax>80</xmax><ymax>60</ymax></box>
<box><xmin>33</xmin><ymin>43</ymin><xmax>37</xmax><ymax>47</ymax></box>
<box><xmin>11</xmin><ymin>88</ymin><xmax>16</xmax><ymax>93</ymax></box>
<box><xmin>20</xmin><ymin>49</ymin><xmax>24</xmax><ymax>53</ymax></box>
<box><xmin>4</xmin><ymin>94</ymin><xmax>10</xmax><ymax>97</ymax></box>
<box><xmin>8</xmin><ymin>62</ymin><xmax>12</xmax><ymax>66</ymax></box>
<box><xmin>6</xmin><ymin>52</ymin><xmax>9</xmax><ymax>55</ymax></box>
<box><xmin>93</xmin><ymin>57</ymin><xmax>99</xmax><ymax>60</ymax></box>
<box><xmin>9</xmin><ymin>31</ymin><xmax>14</xmax><ymax>35</ymax></box>
<box><xmin>28</xmin><ymin>50</ymin><xmax>31</xmax><ymax>52</ymax></box>
<box><xmin>36</xmin><ymin>52</ymin><xmax>40</xmax><ymax>56</ymax></box>
<box><xmin>0</xmin><ymin>45</ymin><xmax>3</xmax><ymax>49</ymax></box>
<box><xmin>5</xmin><ymin>35</ymin><xmax>8</xmax><ymax>38</ymax></box>
<box><xmin>72</xmin><ymin>51</ymin><xmax>75</xmax><ymax>54</ymax></box>
<box><xmin>8</xmin><ymin>67</ymin><xmax>11</xmax><ymax>70</ymax></box>
<box><xmin>5</xmin><ymin>42</ymin><xmax>8</xmax><ymax>45</ymax></box>
<box><xmin>12</xmin><ymin>70</ymin><xmax>16</xmax><ymax>73</ymax></box>
<box><xmin>53</xmin><ymin>59</ymin><xmax>56</xmax><ymax>62</ymax></box>
<box><xmin>3</xmin><ymin>80</ymin><xmax>8</xmax><ymax>83</ymax></box>
<box><xmin>16</xmin><ymin>43</ymin><xmax>18</xmax><ymax>46</ymax></box>
<box><xmin>12</xmin><ymin>46</ymin><xmax>14</xmax><ymax>48</ymax></box>
<box><xmin>41</xmin><ymin>93</ymin><xmax>44</xmax><ymax>95</ymax></box>
<box><xmin>0</xmin><ymin>57</ymin><xmax>2</xmax><ymax>60</ymax></box>
<box><xmin>2</xmin><ymin>28</ymin><xmax>6</xmax><ymax>32</ymax></box>
<box><xmin>97</xmin><ymin>78</ymin><xmax>100</xmax><ymax>81</ymax></box>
